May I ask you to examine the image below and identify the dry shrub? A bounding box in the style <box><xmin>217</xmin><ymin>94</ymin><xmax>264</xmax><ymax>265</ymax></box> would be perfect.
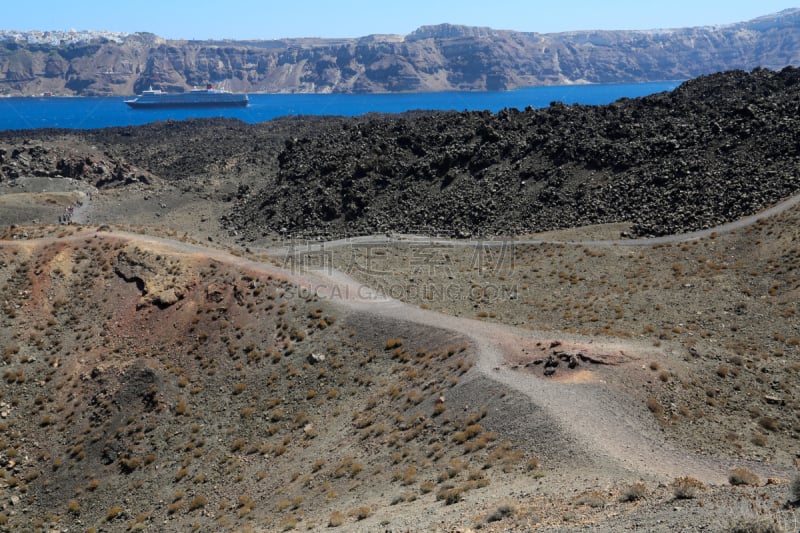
<box><xmin>405</xmin><ymin>389</ymin><xmax>424</xmax><ymax>405</ymax></box>
<box><xmin>728</xmin><ymin>468</ymin><xmax>760</xmax><ymax>487</ymax></box>
<box><xmin>672</xmin><ymin>476</ymin><xmax>703</xmax><ymax>499</ymax></box>
<box><xmin>348</xmin><ymin>506</ymin><xmax>371</xmax><ymax>520</ymax></box>
<box><xmin>576</xmin><ymin>490</ymin><xmax>606</xmax><ymax>508</ymax></box>
<box><xmin>328</xmin><ymin>511</ymin><xmax>346</xmax><ymax>527</ymax></box>
<box><xmin>106</xmin><ymin>506</ymin><xmax>122</xmax><ymax>521</ymax></box>
<box><xmin>385</xmin><ymin>338</ymin><xmax>403</xmax><ymax>350</ymax></box>
<box><xmin>420</xmin><ymin>480</ymin><xmax>435</xmax><ymax>494</ymax></box>
<box><xmin>525</xmin><ymin>457</ymin><xmax>540</xmax><ymax>471</ymax></box>
<box><xmin>402</xmin><ymin>465</ymin><xmax>417</xmax><ymax>485</ymax></box>
<box><xmin>645</xmin><ymin>397</ymin><xmax>664</xmax><ymax>417</ymax></box>
<box><xmin>188</xmin><ymin>495</ymin><xmax>207</xmax><ymax>511</ymax></box>
<box><xmin>485</xmin><ymin>502</ymin><xmax>516</xmax><ymax>523</ymax></box>
<box><xmin>726</xmin><ymin>517</ymin><xmax>785</xmax><ymax>533</ymax></box>
<box><xmin>174</xmin><ymin>467</ymin><xmax>188</xmax><ymax>481</ymax></box>
<box><xmin>279</xmin><ymin>516</ymin><xmax>298</xmax><ymax>530</ymax></box>
<box><xmin>66</xmin><ymin>500</ymin><xmax>80</xmax><ymax>515</ymax></box>
<box><xmin>758</xmin><ymin>417</ymin><xmax>780</xmax><ymax>432</ymax></box>
<box><xmin>619</xmin><ymin>482</ymin><xmax>647</xmax><ymax>502</ymax></box>
<box><xmin>436</xmin><ymin>485</ymin><xmax>464</xmax><ymax>505</ymax></box>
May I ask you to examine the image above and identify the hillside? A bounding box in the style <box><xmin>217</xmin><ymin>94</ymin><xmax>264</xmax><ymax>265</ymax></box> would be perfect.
<box><xmin>0</xmin><ymin>227</ymin><xmax>541</xmax><ymax>532</ymax></box>
<box><xmin>0</xmin><ymin>221</ymin><xmax>798</xmax><ymax>532</ymax></box>
<box><xmin>1</xmin><ymin>68</ymin><xmax>800</xmax><ymax>531</ymax></box>
<box><xmin>224</xmin><ymin>67</ymin><xmax>800</xmax><ymax>240</ymax></box>
<box><xmin>3</xmin><ymin>69</ymin><xmax>800</xmax><ymax>242</ymax></box>
<box><xmin>1</xmin><ymin>9</ymin><xmax>800</xmax><ymax>96</ymax></box>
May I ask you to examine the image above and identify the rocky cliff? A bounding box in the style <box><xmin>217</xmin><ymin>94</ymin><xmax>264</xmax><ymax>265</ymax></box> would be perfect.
<box><xmin>1</xmin><ymin>9</ymin><xmax>800</xmax><ymax>96</ymax></box>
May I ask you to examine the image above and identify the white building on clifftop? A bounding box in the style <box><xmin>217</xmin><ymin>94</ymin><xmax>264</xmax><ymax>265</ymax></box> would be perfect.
<box><xmin>0</xmin><ymin>29</ymin><xmax>128</xmax><ymax>46</ymax></box>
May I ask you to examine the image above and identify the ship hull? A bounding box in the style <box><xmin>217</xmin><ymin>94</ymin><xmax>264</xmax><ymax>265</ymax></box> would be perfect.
<box><xmin>124</xmin><ymin>89</ymin><xmax>249</xmax><ymax>109</ymax></box>
<box><xmin>125</xmin><ymin>99</ymin><xmax>249</xmax><ymax>109</ymax></box>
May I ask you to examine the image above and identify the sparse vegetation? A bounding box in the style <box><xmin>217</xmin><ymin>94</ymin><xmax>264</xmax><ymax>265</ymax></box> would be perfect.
<box><xmin>726</xmin><ymin>517</ymin><xmax>785</xmax><ymax>533</ymax></box>
<box><xmin>106</xmin><ymin>506</ymin><xmax>122</xmax><ymax>521</ymax></box>
<box><xmin>729</xmin><ymin>468</ymin><xmax>760</xmax><ymax>487</ymax></box>
<box><xmin>188</xmin><ymin>495</ymin><xmax>208</xmax><ymax>511</ymax></box>
<box><xmin>576</xmin><ymin>490</ymin><xmax>607</xmax><ymax>508</ymax></box>
<box><xmin>485</xmin><ymin>502</ymin><xmax>516</xmax><ymax>523</ymax></box>
<box><xmin>385</xmin><ymin>338</ymin><xmax>403</xmax><ymax>350</ymax></box>
<box><xmin>66</xmin><ymin>499</ymin><xmax>80</xmax><ymax>515</ymax></box>
<box><xmin>646</xmin><ymin>396</ymin><xmax>664</xmax><ymax>417</ymax></box>
<box><xmin>758</xmin><ymin>417</ymin><xmax>780</xmax><ymax>432</ymax></box>
<box><xmin>328</xmin><ymin>510</ymin><xmax>346</xmax><ymax>527</ymax></box>
<box><xmin>671</xmin><ymin>477</ymin><xmax>704</xmax><ymax>499</ymax></box>
<box><xmin>5</xmin><ymin>89</ymin><xmax>800</xmax><ymax>532</ymax></box>
<box><xmin>619</xmin><ymin>482</ymin><xmax>647</xmax><ymax>502</ymax></box>
<box><xmin>349</xmin><ymin>506</ymin><xmax>371</xmax><ymax>520</ymax></box>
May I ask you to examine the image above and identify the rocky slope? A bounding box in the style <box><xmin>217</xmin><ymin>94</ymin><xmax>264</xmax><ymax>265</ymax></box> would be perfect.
<box><xmin>0</xmin><ymin>228</ymin><xmax>496</xmax><ymax>531</ymax></box>
<box><xmin>3</xmin><ymin>68</ymin><xmax>800</xmax><ymax>241</ymax></box>
<box><xmin>2</xmin><ymin>9</ymin><xmax>800</xmax><ymax>96</ymax></box>
<box><xmin>3</xmin><ymin>70</ymin><xmax>800</xmax><ymax>533</ymax></box>
<box><xmin>2</xmin><ymin>68</ymin><xmax>800</xmax><ymax>240</ymax></box>
<box><xmin>224</xmin><ymin>67</ymin><xmax>800</xmax><ymax>239</ymax></box>
<box><xmin>1</xmin><ymin>225</ymin><xmax>796</xmax><ymax>533</ymax></box>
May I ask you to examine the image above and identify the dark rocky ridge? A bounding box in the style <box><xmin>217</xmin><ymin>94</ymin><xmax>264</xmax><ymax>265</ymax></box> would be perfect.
<box><xmin>0</xmin><ymin>115</ymin><xmax>342</xmax><ymax>187</ymax></box>
<box><xmin>224</xmin><ymin>67</ymin><xmax>800</xmax><ymax>239</ymax></box>
<box><xmin>2</xmin><ymin>68</ymin><xmax>800</xmax><ymax>241</ymax></box>
<box><xmin>2</xmin><ymin>9</ymin><xmax>800</xmax><ymax>96</ymax></box>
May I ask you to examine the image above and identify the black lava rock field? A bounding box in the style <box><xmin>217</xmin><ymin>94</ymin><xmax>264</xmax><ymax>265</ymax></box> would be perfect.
<box><xmin>223</xmin><ymin>67</ymin><xmax>800</xmax><ymax>240</ymax></box>
<box><xmin>4</xmin><ymin>68</ymin><xmax>800</xmax><ymax>241</ymax></box>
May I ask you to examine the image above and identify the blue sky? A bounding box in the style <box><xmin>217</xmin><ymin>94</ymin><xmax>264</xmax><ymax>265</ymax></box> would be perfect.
<box><xmin>3</xmin><ymin>1</ymin><xmax>797</xmax><ymax>40</ymax></box>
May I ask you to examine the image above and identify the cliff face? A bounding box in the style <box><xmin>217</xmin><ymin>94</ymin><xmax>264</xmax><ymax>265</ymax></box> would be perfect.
<box><xmin>2</xmin><ymin>9</ymin><xmax>800</xmax><ymax>96</ymax></box>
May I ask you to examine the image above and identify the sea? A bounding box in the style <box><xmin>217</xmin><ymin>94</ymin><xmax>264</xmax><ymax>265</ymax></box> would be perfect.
<box><xmin>0</xmin><ymin>81</ymin><xmax>681</xmax><ymax>131</ymax></box>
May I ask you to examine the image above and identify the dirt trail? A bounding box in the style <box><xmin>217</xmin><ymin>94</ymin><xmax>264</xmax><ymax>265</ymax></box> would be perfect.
<box><xmin>6</xmin><ymin>227</ymin><xmax>792</xmax><ymax>487</ymax></box>
<box><xmin>7</xmin><ymin>189</ymin><xmax>800</xmax><ymax>486</ymax></box>
<box><xmin>300</xmin><ymin>266</ymin><xmax>792</xmax><ymax>485</ymax></box>
<box><xmin>265</xmin><ymin>191</ymin><xmax>800</xmax><ymax>257</ymax></box>
<box><xmin>69</xmin><ymin>191</ymin><xmax>91</xmax><ymax>224</ymax></box>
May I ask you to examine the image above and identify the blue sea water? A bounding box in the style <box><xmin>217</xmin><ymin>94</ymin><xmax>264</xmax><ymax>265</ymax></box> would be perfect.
<box><xmin>0</xmin><ymin>81</ymin><xmax>681</xmax><ymax>131</ymax></box>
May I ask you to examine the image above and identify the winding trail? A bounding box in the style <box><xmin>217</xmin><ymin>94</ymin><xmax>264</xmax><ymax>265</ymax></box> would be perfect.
<box><xmin>296</xmin><ymin>267</ymin><xmax>786</xmax><ymax>485</ymax></box>
<box><xmin>5</xmin><ymin>192</ymin><xmax>800</xmax><ymax>485</ymax></box>
<box><xmin>266</xmin><ymin>191</ymin><xmax>800</xmax><ymax>256</ymax></box>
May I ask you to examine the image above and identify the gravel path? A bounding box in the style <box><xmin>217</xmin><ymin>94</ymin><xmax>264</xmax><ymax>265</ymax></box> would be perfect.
<box><xmin>299</xmin><ymin>267</ymin><xmax>792</xmax><ymax>485</ymax></box>
<box><xmin>67</xmin><ymin>191</ymin><xmax>91</xmax><ymax>224</ymax></box>
<box><xmin>8</xmin><ymin>189</ymin><xmax>799</xmax><ymax>487</ymax></box>
<box><xmin>255</xmin><ymin>191</ymin><xmax>800</xmax><ymax>484</ymax></box>
<box><xmin>265</xmin><ymin>190</ymin><xmax>800</xmax><ymax>256</ymax></box>
<box><xmin>95</xmin><ymin>237</ymin><xmax>800</xmax><ymax>483</ymax></box>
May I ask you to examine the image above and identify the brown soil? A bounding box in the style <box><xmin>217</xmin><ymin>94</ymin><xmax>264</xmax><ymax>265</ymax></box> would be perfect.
<box><xmin>1</xmin><ymin>85</ymin><xmax>799</xmax><ymax>529</ymax></box>
<box><xmin>0</xmin><ymin>194</ymin><xmax>798</xmax><ymax>531</ymax></box>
